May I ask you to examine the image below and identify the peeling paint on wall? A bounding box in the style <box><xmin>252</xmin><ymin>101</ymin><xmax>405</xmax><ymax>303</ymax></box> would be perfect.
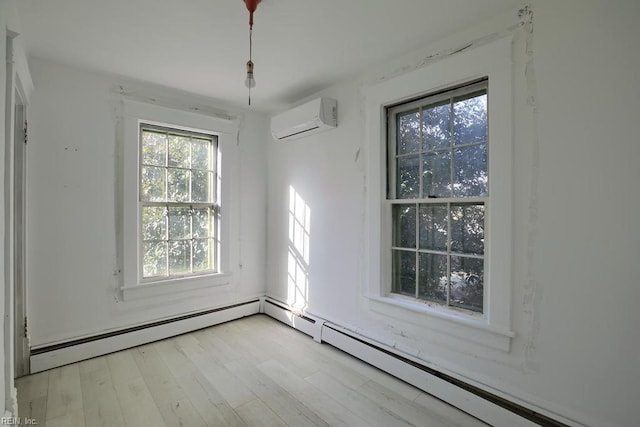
<box><xmin>518</xmin><ymin>4</ymin><xmax>543</xmax><ymax>374</ymax></box>
<box><xmin>109</xmin><ymin>84</ymin><xmax>235</xmax><ymax>121</ymax></box>
<box><xmin>368</xmin><ymin>12</ymin><xmax>524</xmax><ymax>87</ymax></box>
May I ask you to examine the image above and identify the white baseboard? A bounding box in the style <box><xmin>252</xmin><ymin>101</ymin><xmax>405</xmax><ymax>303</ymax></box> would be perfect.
<box><xmin>321</xmin><ymin>324</ymin><xmax>536</xmax><ymax>427</ymax></box>
<box><xmin>262</xmin><ymin>297</ymin><xmax>572</xmax><ymax>427</ymax></box>
<box><xmin>30</xmin><ymin>300</ymin><xmax>260</xmax><ymax>373</ymax></box>
<box><xmin>263</xmin><ymin>298</ymin><xmax>323</xmax><ymax>342</ymax></box>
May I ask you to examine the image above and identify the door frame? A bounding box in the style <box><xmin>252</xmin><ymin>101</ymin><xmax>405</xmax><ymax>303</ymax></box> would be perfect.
<box><xmin>13</xmin><ymin>84</ymin><xmax>28</xmax><ymax>378</ymax></box>
<box><xmin>4</xmin><ymin>29</ymin><xmax>33</xmax><ymax>390</ymax></box>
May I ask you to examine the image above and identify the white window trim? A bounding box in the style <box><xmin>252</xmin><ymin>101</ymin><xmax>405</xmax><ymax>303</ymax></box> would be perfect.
<box><xmin>364</xmin><ymin>36</ymin><xmax>514</xmax><ymax>351</ymax></box>
<box><xmin>121</xmin><ymin>100</ymin><xmax>239</xmax><ymax>301</ymax></box>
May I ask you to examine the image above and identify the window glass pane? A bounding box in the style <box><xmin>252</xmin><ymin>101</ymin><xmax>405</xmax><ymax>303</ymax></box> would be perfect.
<box><xmin>388</xmin><ymin>83</ymin><xmax>488</xmax><ymax>312</ymax></box>
<box><xmin>423</xmin><ymin>151</ymin><xmax>451</xmax><ymax>198</ymax></box>
<box><xmin>191</xmin><ymin>138</ymin><xmax>211</xmax><ymax>170</ymax></box>
<box><xmin>451</xmin><ymin>204</ymin><xmax>484</xmax><ymax>255</ymax></box>
<box><xmin>168</xmin><ymin>134</ymin><xmax>191</xmax><ymax>168</ymax></box>
<box><xmin>450</xmin><ymin>256</ymin><xmax>484</xmax><ymax>312</ymax></box>
<box><xmin>141</xmin><ymin>131</ymin><xmax>167</xmax><ymax>166</ymax></box>
<box><xmin>142</xmin><ymin>206</ymin><xmax>166</xmax><ymax>241</ymax></box>
<box><xmin>168</xmin><ymin>241</ymin><xmax>191</xmax><ymax>275</ymax></box>
<box><xmin>392</xmin><ymin>204</ymin><xmax>416</xmax><ymax>248</ymax></box>
<box><xmin>192</xmin><ymin>238</ymin><xmax>212</xmax><ymax>272</ymax></box>
<box><xmin>191</xmin><ymin>170</ymin><xmax>211</xmax><ymax>203</ymax></box>
<box><xmin>168</xmin><ymin>207</ymin><xmax>191</xmax><ymax>239</ymax></box>
<box><xmin>192</xmin><ymin>208</ymin><xmax>211</xmax><ymax>238</ymax></box>
<box><xmin>392</xmin><ymin>250</ymin><xmax>416</xmax><ymax>297</ymax></box>
<box><xmin>453</xmin><ymin>92</ymin><xmax>487</xmax><ymax>146</ymax></box>
<box><xmin>419</xmin><ymin>204</ymin><xmax>447</xmax><ymax>251</ymax></box>
<box><xmin>140</xmin><ymin>166</ymin><xmax>165</xmax><ymax>202</ymax></box>
<box><xmin>418</xmin><ymin>253</ymin><xmax>447</xmax><ymax>304</ymax></box>
<box><xmin>397</xmin><ymin>110</ymin><xmax>420</xmax><ymax>155</ymax></box>
<box><xmin>454</xmin><ymin>144</ymin><xmax>487</xmax><ymax>197</ymax></box>
<box><xmin>422</xmin><ymin>101</ymin><xmax>451</xmax><ymax>151</ymax></box>
<box><xmin>139</xmin><ymin>125</ymin><xmax>218</xmax><ymax>280</ymax></box>
<box><xmin>167</xmin><ymin>169</ymin><xmax>190</xmax><ymax>202</ymax></box>
<box><xmin>397</xmin><ymin>155</ymin><xmax>420</xmax><ymax>199</ymax></box>
<box><xmin>143</xmin><ymin>241</ymin><xmax>167</xmax><ymax>277</ymax></box>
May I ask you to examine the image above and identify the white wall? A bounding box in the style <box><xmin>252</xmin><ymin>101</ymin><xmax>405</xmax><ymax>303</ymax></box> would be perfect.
<box><xmin>26</xmin><ymin>57</ymin><xmax>268</xmax><ymax>346</ymax></box>
<box><xmin>266</xmin><ymin>2</ymin><xmax>640</xmax><ymax>426</ymax></box>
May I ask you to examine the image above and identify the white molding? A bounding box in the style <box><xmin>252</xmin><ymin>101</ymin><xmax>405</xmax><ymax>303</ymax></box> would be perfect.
<box><xmin>122</xmin><ymin>100</ymin><xmax>238</xmax><ymax>135</ymax></box>
<box><xmin>121</xmin><ymin>272</ymin><xmax>231</xmax><ymax>300</ymax></box>
<box><xmin>120</xmin><ymin>99</ymin><xmax>240</xmax><ymax>299</ymax></box>
<box><xmin>30</xmin><ymin>301</ymin><xmax>259</xmax><ymax>373</ymax></box>
<box><xmin>363</xmin><ymin>36</ymin><xmax>514</xmax><ymax>348</ymax></box>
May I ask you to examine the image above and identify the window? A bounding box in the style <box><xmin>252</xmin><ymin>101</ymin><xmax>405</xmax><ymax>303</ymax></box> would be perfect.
<box><xmin>364</xmin><ymin>37</ymin><xmax>514</xmax><ymax>350</ymax></box>
<box><xmin>121</xmin><ymin>100</ymin><xmax>238</xmax><ymax>300</ymax></box>
<box><xmin>139</xmin><ymin>125</ymin><xmax>219</xmax><ymax>279</ymax></box>
<box><xmin>388</xmin><ymin>81</ymin><xmax>487</xmax><ymax>313</ymax></box>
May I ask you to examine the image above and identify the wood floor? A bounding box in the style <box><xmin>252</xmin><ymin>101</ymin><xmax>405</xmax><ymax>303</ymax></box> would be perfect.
<box><xmin>16</xmin><ymin>314</ymin><xmax>486</xmax><ymax>427</ymax></box>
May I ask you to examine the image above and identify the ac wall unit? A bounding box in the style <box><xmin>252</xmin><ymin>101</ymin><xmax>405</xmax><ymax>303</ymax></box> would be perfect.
<box><xmin>271</xmin><ymin>97</ymin><xmax>337</xmax><ymax>141</ymax></box>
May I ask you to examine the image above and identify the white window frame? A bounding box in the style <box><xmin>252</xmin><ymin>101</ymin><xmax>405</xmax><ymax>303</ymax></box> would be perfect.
<box><xmin>387</xmin><ymin>80</ymin><xmax>488</xmax><ymax>312</ymax></box>
<box><xmin>139</xmin><ymin>124</ymin><xmax>220</xmax><ymax>280</ymax></box>
<box><xmin>364</xmin><ymin>37</ymin><xmax>515</xmax><ymax>351</ymax></box>
<box><xmin>121</xmin><ymin>100</ymin><xmax>238</xmax><ymax>300</ymax></box>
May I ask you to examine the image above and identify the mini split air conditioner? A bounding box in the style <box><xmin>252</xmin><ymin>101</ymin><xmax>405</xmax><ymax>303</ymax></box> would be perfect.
<box><xmin>271</xmin><ymin>97</ymin><xmax>337</xmax><ymax>141</ymax></box>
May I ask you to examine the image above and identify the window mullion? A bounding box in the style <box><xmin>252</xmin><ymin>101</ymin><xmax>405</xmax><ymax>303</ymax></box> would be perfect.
<box><xmin>388</xmin><ymin>113</ymin><xmax>397</xmax><ymax>199</ymax></box>
<box><xmin>164</xmin><ymin>133</ymin><xmax>170</xmax><ymax>277</ymax></box>
<box><xmin>211</xmin><ymin>137</ymin><xmax>216</xmax><ymax>204</ymax></box>
<box><xmin>446</xmin><ymin>201</ymin><xmax>451</xmax><ymax>307</ymax></box>
<box><xmin>188</xmin><ymin>137</ymin><xmax>194</xmax><ymax>275</ymax></box>
<box><xmin>165</xmin><ymin>207</ymin><xmax>170</xmax><ymax>278</ymax></box>
<box><xmin>415</xmin><ymin>202</ymin><xmax>419</xmax><ymax>299</ymax></box>
<box><xmin>418</xmin><ymin>107</ymin><xmax>424</xmax><ymax>199</ymax></box>
<box><xmin>188</xmin><ymin>137</ymin><xmax>193</xmax><ymax>203</ymax></box>
<box><xmin>449</xmin><ymin>96</ymin><xmax>455</xmax><ymax>198</ymax></box>
<box><xmin>447</xmin><ymin>97</ymin><xmax>454</xmax><ymax>307</ymax></box>
<box><xmin>189</xmin><ymin>206</ymin><xmax>194</xmax><ymax>274</ymax></box>
<box><xmin>214</xmin><ymin>207</ymin><xmax>220</xmax><ymax>270</ymax></box>
<box><xmin>416</xmin><ymin>107</ymin><xmax>424</xmax><ymax>300</ymax></box>
<box><xmin>210</xmin><ymin>130</ymin><xmax>216</xmax><ymax>269</ymax></box>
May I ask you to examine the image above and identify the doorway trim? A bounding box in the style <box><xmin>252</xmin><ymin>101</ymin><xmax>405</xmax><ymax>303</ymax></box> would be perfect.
<box><xmin>3</xmin><ymin>27</ymin><xmax>33</xmax><ymax>416</ymax></box>
<box><xmin>13</xmin><ymin>81</ymin><xmax>28</xmax><ymax>378</ymax></box>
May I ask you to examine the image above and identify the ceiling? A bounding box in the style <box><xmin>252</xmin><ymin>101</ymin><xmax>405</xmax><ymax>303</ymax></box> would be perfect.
<box><xmin>16</xmin><ymin>0</ymin><xmax>518</xmax><ymax>112</ymax></box>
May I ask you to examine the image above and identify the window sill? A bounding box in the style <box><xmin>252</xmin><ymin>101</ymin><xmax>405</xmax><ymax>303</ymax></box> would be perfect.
<box><xmin>121</xmin><ymin>272</ymin><xmax>232</xmax><ymax>301</ymax></box>
<box><xmin>368</xmin><ymin>295</ymin><xmax>514</xmax><ymax>352</ymax></box>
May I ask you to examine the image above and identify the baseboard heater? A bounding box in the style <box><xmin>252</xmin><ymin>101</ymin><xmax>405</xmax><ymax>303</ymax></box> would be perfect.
<box><xmin>263</xmin><ymin>299</ymin><xmax>323</xmax><ymax>342</ymax></box>
<box><xmin>263</xmin><ymin>298</ymin><xmax>572</xmax><ymax>427</ymax></box>
<box><xmin>30</xmin><ymin>299</ymin><xmax>260</xmax><ymax>373</ymax></box>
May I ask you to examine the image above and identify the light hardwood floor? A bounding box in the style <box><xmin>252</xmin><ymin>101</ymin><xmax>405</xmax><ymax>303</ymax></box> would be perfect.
<box><xmin>16</xmin><ymin>314</ymin><xmax>487</xmax><ymax>427</ymax></box>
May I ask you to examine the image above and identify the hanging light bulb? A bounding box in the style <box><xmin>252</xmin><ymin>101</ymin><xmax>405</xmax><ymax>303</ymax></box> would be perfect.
<box><xmin>245</xmin><ymin>60</ymin><xmax>256</xmax><ymax>88</ymax></box>
<box><xmin>243</xmin><ymin>0</ymin><xmax>261</xmax><ymax>105</ymax></box>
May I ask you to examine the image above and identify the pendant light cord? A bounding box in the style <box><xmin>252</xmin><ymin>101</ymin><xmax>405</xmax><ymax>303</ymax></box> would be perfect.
<box><xmin>248</xmin><ymin>25</ymin><xmax>253</xmax><ymax>105</ymax></box>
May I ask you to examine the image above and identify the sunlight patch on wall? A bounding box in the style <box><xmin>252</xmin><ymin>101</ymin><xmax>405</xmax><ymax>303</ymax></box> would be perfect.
<box><xmin>287</xmin><ymin>185</ymin><xmax>311</xmax><ymax>310</ymax></box>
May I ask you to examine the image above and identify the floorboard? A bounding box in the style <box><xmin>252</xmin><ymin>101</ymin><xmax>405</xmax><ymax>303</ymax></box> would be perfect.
<box><xmin>16</xmin><ymin>314</ymin><xmax>487</xmax><ymax>427</ymax></box>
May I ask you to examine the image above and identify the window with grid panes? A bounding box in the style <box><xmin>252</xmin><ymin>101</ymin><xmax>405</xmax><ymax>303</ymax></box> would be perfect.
<box><xmin>388</xmin><ymin>80</ymin><xmax>487</xmax><ymax>313</ymax></box>
<box><xmin>139</xmin><ymin>124</ymin><xmax>219</xmax><ymax>279</ymax></box>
